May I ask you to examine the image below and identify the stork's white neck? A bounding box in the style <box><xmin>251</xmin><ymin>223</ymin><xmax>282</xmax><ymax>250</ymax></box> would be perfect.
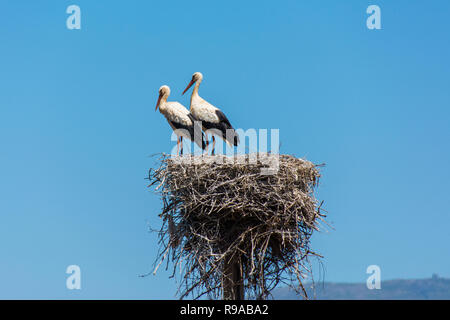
<box><xmin>191</xmin><ymin>78</ymin><xmax>202</xmax><ymax>104</ymax></box>
<box><xmin>159</xmin><ymin>95</ymin><xmax>169</xmax><ymax>112</ymax></box>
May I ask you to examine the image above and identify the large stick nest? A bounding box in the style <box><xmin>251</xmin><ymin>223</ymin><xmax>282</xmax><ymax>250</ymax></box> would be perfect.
<box><xmin>147</xmin><ymin>153</ymin><xmax>325</xmax><ymax>299</ymax></box>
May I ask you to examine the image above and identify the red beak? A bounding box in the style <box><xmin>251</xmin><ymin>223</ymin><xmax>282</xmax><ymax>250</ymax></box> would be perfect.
<box><xmin>182</xmin><ymin>79</ymin><xmax>195</xmax><ymax>95</ymax></box>
<box><xmin>155</xmin><ymin>94</ymin><xmax>162</xmax><ymax>111</ymax></box>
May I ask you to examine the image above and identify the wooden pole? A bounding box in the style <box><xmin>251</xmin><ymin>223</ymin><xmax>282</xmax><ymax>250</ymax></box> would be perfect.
<box><xmin>223</xmin><ymin>254</ymin><xmax>244</xmax><ymax>300</ymax></box>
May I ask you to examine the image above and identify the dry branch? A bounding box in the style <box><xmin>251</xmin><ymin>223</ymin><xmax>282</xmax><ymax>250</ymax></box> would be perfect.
<box><xmin>147</xmin><ymin>153</ymin><xmax>325</xmax><ymax>300</ymax></box>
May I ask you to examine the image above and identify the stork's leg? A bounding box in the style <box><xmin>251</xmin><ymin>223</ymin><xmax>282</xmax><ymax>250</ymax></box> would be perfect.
<box><xmin>176</xmin><ymin>137</ymin><xmax>180</xmax><ymax>156</ymax></box>
<box><xmin>211</xmin><ymin>136</ymin><xmax>216</xmax><ymax>156</ymax></box>
<box><xmin>180</xmin><ymin>136</ymin><xmax>183</xmax><ymax>155</ymax></box>
<box><xmin>204</xmin><ymin>132</ymin><xmax>209</xmax><ymax>154</ymax></box>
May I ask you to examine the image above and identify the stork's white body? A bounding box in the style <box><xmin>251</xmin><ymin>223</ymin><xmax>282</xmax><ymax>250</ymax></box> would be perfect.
<box><xmin>160</xmin><ymin>101</ymin><xmax>195</xmax><ymax>140</ymax></box>
<box><xmin>190</xmin><ymin>96</ymin><xmax>226</xmax><ymax>139</ymax></box>
<box><xmin>156</xmin><ymin>85</ymin><xmax>205</xmax><ymax>153</ymax></box>
<box><xmin>183</xmin><ymin>72</ymin><xmax>239</xmax><ymax>150</ymax></box>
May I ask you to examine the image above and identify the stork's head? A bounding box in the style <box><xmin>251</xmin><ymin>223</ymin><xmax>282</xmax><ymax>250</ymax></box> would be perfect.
<box><xmin>192</xmin><ymin>72</ymin><xmax>203</xmax><ymax>82</ymax></box>
<box><xmin>156</xmin><ymin>85</ymin><xmax>170</xmax><ymax>111</ymax></box>
<box><xmin>182</xmin><ymin>72</ymin><xmax>203</xmax><ymax>95</ymax></box>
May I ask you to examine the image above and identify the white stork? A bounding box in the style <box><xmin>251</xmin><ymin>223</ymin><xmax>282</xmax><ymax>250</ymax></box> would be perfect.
<box><xmin>155</xmin><ymin>85</ymin><xmax>206</xmax><ymax>155</ymax></box>
<box><xmin>182</xmin><ymin>72</ymin><xmax>239</xmax><ymax>155</ymax></box>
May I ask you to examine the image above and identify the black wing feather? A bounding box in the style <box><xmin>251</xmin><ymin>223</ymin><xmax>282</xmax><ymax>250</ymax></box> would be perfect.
<box><xmin>211</xmin><ymin>109</ymin><xmax>240</xmax><ymax>146</ymax></box>
<box><xmin>215</xmin><ymin>109</ymin><xmax>233</xmax><ymax>129</ymax></box>
<box><xmin>169</xmin><ymin>118</ymin><xmax>206</xmax><ymax>150</ymax></box>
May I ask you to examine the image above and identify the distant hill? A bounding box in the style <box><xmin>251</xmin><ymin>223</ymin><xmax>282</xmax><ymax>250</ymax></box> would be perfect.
<box><xmin>273</xmin><ymin>275</ymin><xmax>450</xmax><ymax>300</ymax></box>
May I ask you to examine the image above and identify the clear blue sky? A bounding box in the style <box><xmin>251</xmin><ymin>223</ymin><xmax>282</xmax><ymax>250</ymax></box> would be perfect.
<box><xmin>0</xmin><ymin>1</ymin><xmax>449</xmax><ymax>299</ymax></box>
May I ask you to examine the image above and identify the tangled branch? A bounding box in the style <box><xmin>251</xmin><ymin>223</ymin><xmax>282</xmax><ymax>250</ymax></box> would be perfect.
<box><xmin>147</xmin><ymin>153</ymin><xmax>325</xmax><ymax>300</ymax></box>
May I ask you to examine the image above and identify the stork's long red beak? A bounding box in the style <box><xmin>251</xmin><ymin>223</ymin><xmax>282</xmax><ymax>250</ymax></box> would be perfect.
<box><xmin>155</xmin><ymin>94</ymin><xmax>162</xmax><ymax>111</ymax></box>
<box><xmin>182</xmin><ymin>79</ymin><xmax>195</xmax><ymax>95</ymax></box>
